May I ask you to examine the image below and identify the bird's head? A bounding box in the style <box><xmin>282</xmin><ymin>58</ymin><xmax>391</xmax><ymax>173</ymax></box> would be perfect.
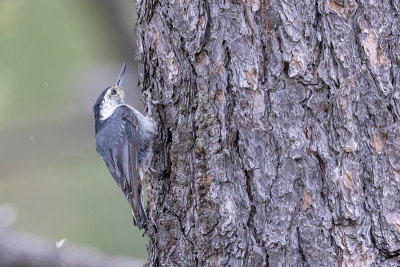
<box><xmin>94</xmin><ymin>63</ymin><xmax>126</xmax><ymax>121</ymax></box>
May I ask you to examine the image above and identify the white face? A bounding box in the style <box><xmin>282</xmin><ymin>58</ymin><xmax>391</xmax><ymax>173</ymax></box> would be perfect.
<box><xmin>100</xmin><ymin>86</ymin><xmax>125</xmax><ymax>120</ymax></box>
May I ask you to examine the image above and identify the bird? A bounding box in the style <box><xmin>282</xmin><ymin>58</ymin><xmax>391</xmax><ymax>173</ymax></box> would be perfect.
<box><xmin>93</xmin><ymin>63</ymin><xmax>156</xmax><ymax>229</ymax></box>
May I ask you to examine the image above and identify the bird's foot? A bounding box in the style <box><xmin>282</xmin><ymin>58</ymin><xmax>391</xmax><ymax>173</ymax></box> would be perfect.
<box><xmin>151</xmin><ymin>99</ymin><xmax>162</xmax><ymax>105</ymax></box>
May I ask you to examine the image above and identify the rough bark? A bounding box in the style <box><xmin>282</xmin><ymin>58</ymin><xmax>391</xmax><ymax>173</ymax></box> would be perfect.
<box><xmin>136</xmin><ymin>0</ymin><xmax>400</xmax><ymax>266</ymax></box>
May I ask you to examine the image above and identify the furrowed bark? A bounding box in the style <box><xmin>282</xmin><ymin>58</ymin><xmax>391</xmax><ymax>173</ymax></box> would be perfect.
<box><xmin>136</xmin><ymin>0</ymin><xmax>400</xmax><ymax>266</ymax></box>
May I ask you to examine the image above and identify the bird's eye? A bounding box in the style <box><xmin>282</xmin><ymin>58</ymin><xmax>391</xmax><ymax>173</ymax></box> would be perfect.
<box><xmin>111</xmin><ymin>89</ymin><xmax>117</xmax><ymax>96</ymax></box>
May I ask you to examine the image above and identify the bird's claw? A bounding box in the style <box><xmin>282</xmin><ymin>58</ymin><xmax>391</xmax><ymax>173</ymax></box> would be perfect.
<box><xmin>151</xmin><ymin>99</ymin><xmax>162</xmax><ymax>105</ymax></box>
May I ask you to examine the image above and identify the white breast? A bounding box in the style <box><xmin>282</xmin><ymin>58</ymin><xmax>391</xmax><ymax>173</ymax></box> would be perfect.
<box><xmin>100</xmin><ymin>101</ymin><xmax>121</xmax><ymax>120</ymax></box>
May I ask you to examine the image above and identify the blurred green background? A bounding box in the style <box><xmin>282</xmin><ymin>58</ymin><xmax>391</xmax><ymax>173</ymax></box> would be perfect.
<box><xmin>0</xmin><ymin>0</ymin><xmax>147</xmax><ymax>259</ymax></box>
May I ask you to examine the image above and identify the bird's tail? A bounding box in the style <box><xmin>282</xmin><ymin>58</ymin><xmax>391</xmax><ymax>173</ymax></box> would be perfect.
<box><xmin>131</xmin><ymin>183</ymin><xmax>147</xmax><ymax>229</ymax></box>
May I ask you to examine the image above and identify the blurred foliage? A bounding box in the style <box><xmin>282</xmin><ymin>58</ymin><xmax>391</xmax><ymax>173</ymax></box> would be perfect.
<box><xmin>0</xmin><ymin>0</ymin><xmax>147</xmax><ymax>259</ymax></box>
<box><xmin>0</xmin><ymin>0</ymin><xmax>116</xmax><ymax>125</ymax></box>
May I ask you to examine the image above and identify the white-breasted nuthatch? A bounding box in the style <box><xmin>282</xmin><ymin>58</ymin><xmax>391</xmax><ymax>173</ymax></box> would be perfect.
<box><xmin>93</xmin><ymin>63</ymin><xmax>156</xmax><ymax>229</ymax></box>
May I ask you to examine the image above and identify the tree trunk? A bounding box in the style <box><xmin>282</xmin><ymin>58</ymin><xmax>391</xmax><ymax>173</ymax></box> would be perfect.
<box><xmin>136</xmin><ymin>0</ymin><xmax>400</xmax><ymax>266</ymax></box>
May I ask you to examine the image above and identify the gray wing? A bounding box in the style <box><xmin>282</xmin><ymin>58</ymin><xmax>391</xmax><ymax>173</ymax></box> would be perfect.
<box><xmin>103</xmin><ymin>106</ymin><xmax>146</xmax><ymax>228</ymax></box>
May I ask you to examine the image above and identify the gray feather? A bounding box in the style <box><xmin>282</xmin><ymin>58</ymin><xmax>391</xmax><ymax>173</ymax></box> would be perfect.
<box><xmin>95</xmin><ymin>105</ymin><xmax>148</xmax><ymax>229</ymax></box>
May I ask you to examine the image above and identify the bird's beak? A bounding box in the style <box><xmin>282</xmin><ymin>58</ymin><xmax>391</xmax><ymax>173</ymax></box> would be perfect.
<box><xmin>115</xmin><ymin>62</ymin><xmax>126</xmax><ymax>88</ymax></box>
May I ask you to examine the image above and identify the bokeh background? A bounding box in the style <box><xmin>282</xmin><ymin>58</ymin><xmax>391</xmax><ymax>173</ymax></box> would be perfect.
<box><xmin>0</xmin><ymin>0</ymin><xmax>147</xmax><ymax>260</ymax></box>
